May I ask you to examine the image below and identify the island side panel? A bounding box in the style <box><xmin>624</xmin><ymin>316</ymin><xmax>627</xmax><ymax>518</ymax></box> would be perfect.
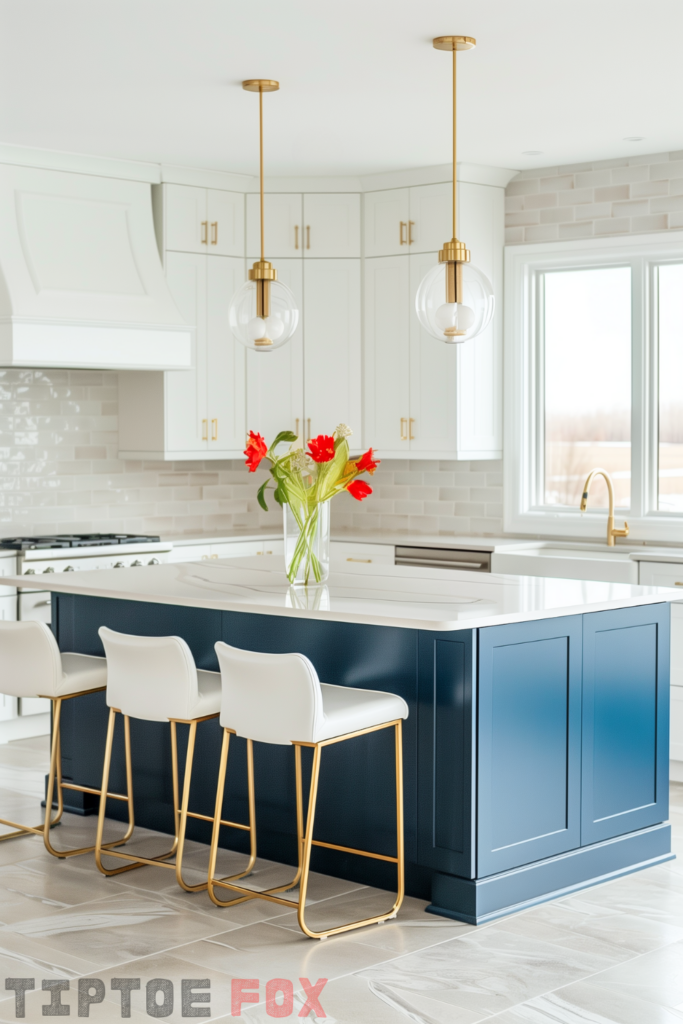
<box><xmin>477</xmin><ymin>615</ymin><xmax>583</xmax><ymax>877</ymax></box>
<box><xmin>417</xmin><ymin>629</ymin><xmax>476</xmax><ymax>878</ymax></box>
<box><xmin>581</xmin><ymin>602</ymin><xmax>670</xmax><ymax>845</ymax></box>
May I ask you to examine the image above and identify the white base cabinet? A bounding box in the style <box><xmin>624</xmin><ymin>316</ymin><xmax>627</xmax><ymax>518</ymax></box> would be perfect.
<box><xmin>364</xmin><ymin>182</ymin><xmax>503</xmax><ymax>460</ymax></box>
<box><xmin>119</xmin><ymin>251</ymin><xmax>246</xmax><ymax>459</ymax></box>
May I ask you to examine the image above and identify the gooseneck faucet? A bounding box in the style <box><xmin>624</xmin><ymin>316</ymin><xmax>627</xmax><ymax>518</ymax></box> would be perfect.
<box><xmin>579</xmin><ymin>468</ymin><xmax>629</xmax><ymax>547</ymax></box>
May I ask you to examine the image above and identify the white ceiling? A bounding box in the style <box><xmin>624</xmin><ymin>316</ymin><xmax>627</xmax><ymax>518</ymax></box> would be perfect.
<box><xmin>1</xmin><ymin>0</ymin><xmax>682</xmax><ymax>178</ymax></box>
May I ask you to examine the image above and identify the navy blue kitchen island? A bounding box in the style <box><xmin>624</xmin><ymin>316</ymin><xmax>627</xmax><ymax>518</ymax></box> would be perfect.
<box><xmin>38</xmin><ymin>556</ymin><xmax>674</xmax><ymax>925</ymax></box>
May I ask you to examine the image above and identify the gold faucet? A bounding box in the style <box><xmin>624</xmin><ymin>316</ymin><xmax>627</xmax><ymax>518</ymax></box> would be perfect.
<box><xmin>579</xmin><ymin>468</ymin><xmax>629</xmax><ymax>547</ymax></box>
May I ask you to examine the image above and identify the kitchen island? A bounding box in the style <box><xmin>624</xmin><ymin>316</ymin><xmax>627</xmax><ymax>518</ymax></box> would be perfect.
<box><xmin>10</xmin><ymin>558</ymin><xmax>678</xmax><ymax>924</ymax></box>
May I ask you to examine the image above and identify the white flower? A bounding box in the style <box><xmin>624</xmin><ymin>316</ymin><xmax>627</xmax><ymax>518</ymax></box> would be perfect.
<box><xmin>335</xmin><ymin>423</ymin><xmax>353</xmax><ymax>439</ymax></box>
<box><xmin>290</xmin><ymin>449</ymin><xmax>312</xmax><ymax>473</ymax></box>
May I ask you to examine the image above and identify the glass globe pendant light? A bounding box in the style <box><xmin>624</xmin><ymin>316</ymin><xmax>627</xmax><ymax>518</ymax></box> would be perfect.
<box><xmin>415</xmin><ymin>37</ymin><xmax>494</xmax><ymax>345</ymax></box>
<box><xmin>228</xmin><ymin>79</ymin><xmax>299</xmax><ymax>353</ymax></box>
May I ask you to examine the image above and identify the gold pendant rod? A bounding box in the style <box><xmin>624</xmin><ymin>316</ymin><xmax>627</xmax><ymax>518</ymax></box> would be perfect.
<box><xmin>452</xmin><ymin>45</ymin><xmax>457</xmax><ymax>241</ymax></box>
<box><xmin>259</xmin><ymin>86</ymin><xmax>265</xmax><ymax>263</ymax></box>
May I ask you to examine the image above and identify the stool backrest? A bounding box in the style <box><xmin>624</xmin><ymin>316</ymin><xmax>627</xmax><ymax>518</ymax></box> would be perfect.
<box><xmin>99</xmin><ymin>626</ymin><xmax>200</xmax><ymax>722</ymax></box>
<box><xmin>0</xmin><ymin>620</ymin><xmax>62</xmax><ymax>698</ymax></box>
<box><xmin>215</xmin><ymin>641</ymin><xmax>322</xmax><ymax>745</ymax></box>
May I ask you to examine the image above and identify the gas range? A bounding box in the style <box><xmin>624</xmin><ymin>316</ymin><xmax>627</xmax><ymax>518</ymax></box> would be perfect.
<box><xmin>1</xmin><ymin>534</ymin><xmax>173</xmax><ymax>581</ymax></box>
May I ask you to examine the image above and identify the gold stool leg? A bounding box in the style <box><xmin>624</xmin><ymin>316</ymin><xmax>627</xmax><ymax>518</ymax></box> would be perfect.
<box><xmin>175</xmin><ymin>720</ymin><xmax>205</xmax><ymax>892</ymax></box>
<box><xmin>0</xmin><ymin>697</ymin><xmax>64</xmax><ymax>843</ymax></box>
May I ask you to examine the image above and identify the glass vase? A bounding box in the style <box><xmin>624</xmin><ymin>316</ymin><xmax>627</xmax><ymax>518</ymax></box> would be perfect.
<box><xmin>283</xmin><ymin>499</ymin><xmax>330</xmax><ymax>586</ymax></box>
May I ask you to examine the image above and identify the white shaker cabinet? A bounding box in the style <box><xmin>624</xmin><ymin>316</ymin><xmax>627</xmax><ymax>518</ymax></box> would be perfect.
<box><xmin>302</xmin><ymin>259</ymin><xmax>361</xmax><ymax>441</ymax></box>
<box><xmin>162</xmin><ymin>184</ymin><xmax>244</xmax><ymax>258</ymax></box>
<box><xmin>363</xmin><ymin>181</ymin><xmax>503</xmax><ymax>460</ymax></box>
<box><xmin>246</xmin><ymin>194</ymin><xmax>303</xmax><ymax>258</ymax></box>
<box><xmin>246</xmin><ymin>259</ymin><xmax>304</xmax><ymax>443</ymax></box>
<box><xmin>363</xmin><ymin>183</ymin><xmax>451</xmax><ymax>258</ymax></box>
<box><xmin>119</xmin><ymin>251</ymin><xmax>246</xmax><ymax>459</ymax></box>
<box><xmin>302</xmin><ymin>194</ymin><xmax>361</xmax><ymax>258</ymax></box>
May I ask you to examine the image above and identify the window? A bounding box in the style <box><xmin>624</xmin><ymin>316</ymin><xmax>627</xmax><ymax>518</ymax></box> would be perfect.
<box><xmin>505</xmin><ymin>231</ymin><xmax>683</xmax><ymax>542</ymax></box>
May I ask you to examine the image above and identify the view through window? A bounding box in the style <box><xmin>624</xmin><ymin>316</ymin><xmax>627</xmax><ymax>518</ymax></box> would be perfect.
<box><xmin>658</xmin><ymin>263</ymin><xmax>683</xmax><ymax>512</ymax></box>
<box><xmin>544</xmin><ymin>267</ymin><xmax>632</xmax><ymax>509</ymax></box>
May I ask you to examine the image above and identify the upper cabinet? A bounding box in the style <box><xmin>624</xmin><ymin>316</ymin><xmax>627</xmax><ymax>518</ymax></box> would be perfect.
<box><xmin>246</xmin><ymin>193</ymin><xmax>360</xmax><ymax>259</ymax></box>
<box><xmin>364</xmin><ymin>181</ymin><xmax>503</xmax><ymax>460</ymax></box>
<box><xmin>159</xmin><ymin>183</ymin><xmax>244</xmax><ymax>257</ymax></box>
<box><xmin>364</xmin><ymin>183</ymin><xmax>451</xmax><ymax>257</ymax></box>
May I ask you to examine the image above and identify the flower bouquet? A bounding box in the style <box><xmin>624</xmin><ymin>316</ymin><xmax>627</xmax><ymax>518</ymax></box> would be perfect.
<box><xmin>244</xmin><ymin>424</ymin><xmax>379</xmax><ymax>586</ymax></box>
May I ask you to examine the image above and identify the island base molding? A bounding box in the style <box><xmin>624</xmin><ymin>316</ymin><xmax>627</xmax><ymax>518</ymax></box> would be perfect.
<box><xmin>427</xmin><ymin>823</ymin><xmax>674</xmax><ymax>925</ymax></box>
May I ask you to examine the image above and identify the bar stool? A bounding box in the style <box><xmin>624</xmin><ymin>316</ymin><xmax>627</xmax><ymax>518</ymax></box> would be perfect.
<box><xmin>0</xmin><ymin>620</ymin><xmax>132</xmax><ymax>860</ymax></box>
<box><xmin>208</xmin><ymin>641</ymin><xmax>408</xmax><ymax>940</ymax></box>
<box><xmin>95</xmin><ymin>627</ymin><xmax>221</xmax><ymax>892</ymax></box>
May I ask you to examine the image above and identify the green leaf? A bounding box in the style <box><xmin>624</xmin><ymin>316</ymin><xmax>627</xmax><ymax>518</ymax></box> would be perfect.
<box><xmin>318</xmin><ymin>437</ymin><xmax>349</xmax><ymax>500</ymax></box>
<box><xmin>257</xmin><ymin>479</ymin><xmax>270</xmax><ymax>512</ymax></box>
<box><xmin>270</xmin><ymin>430</ymin><xmax>298</xmax><ymax>449</ymax></box>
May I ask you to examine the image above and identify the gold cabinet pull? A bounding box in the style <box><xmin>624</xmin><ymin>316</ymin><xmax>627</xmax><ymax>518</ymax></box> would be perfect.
<box><xmin>347</xmin><ymin>557</ymin><xmax>372</xmax><ymax>563</ymax></box>
<box><xmin>294</xmin><ymin>225</ymin><xmax>299</xmax><ymax>250</ymax></box>
<box><xmin>295</xmin><ymin>418</ymin><xmax>300</xmax><ymax>438</ymax></box>
<box><xmin>400</xmin><ymin>221</ymin><xmax>408</xmax><ymax>245</ymax></box>
<box><xmin>675</xmin><ymin>582</ymin><xmax>683</xmax><ymax>586</ymax></box>
<box><xmin>307</xmin><ymin>418</ymin><xmax>312</xmax><ymax>443</ymax></box>
<box><xmin>201</xmin><ymin>221</ymin><xmax>208</xmax><ymax>245</ymax></box>
<box><xmin>210</xmin><ymin>221</ymin><xmax>218</xmax><ymax>245</ymax></box>
<box><xmin>211</xmin><ymin>418</ymin><xmax>218</xmax><ymax>441</ymax></box>
<box><xmin>202</xmin><ymin>419</ymin><xmax>208</xmax><ymax>441</ymax></box>
<box><xmin>409</xmin><ymin>417</ymin><xmax>415</xmax><ymax>440</ymax></box>
<box><xmin>306</xmin><ymin>225</ymin><xmax>310</xmax><ymax>250</ymax></box>
<box><xmin>400</xmin><ymin>417</ymin><xmax>408</xmax><ymax>441</ymax></box>
<box><xmin>408</xmin><ymin>221</ymin><xmax>415</xmax><ymax>245</ymax></box>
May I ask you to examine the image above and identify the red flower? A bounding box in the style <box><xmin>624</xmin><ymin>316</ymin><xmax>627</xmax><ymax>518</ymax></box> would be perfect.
<box><xmin>346</xmin><ymin>479</ymin><xmax>372</xmax><ymax>501</ymax></box>
<box><xmin>244</xmin><ymin>431</ymin><xmax>267</xmax><ymax>473</ymax></box>
<box><xmin>307</xmin><ymin>435</ymin><xmax>336</xmax><ymax>463</ymax></box>
<box><xmin>355</xmin><ymin>447</ymin><xmax>380</xmax><ymax>475</ymax></box>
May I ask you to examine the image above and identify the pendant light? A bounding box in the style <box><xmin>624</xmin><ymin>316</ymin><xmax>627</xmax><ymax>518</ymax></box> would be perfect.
<box><xmin>415</xmin><ymin>37</ymin><xmax>494</xmax><ymax>344</ymax></box>
<box><xmin>228</xmin><ymin>80</ymin><xmax>299</xmax><ymax>353</ymax></box>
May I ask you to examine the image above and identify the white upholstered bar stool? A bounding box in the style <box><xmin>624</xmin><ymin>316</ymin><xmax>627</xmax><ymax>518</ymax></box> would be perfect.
<box><xmin>208</xmin><ymin>641</ymin><xmax>408</xmax><ymax>940</ymax></box>
<box><xmin>95</xmin><ymin>627</ymin><xmax>221</xmax><ymax>891</ymax></box>
<box><xmin>0</xmin><ymin>620</ymin><xmax>128</xmax><ymax>859</ymax></box>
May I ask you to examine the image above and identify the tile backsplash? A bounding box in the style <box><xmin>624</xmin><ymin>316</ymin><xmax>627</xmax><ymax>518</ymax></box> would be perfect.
<box><xmin>505</xmin><ymin>150</ymin><xmax>683</xmax><ymax>244</ymax></box>
<box><xmin>0</xmin><ymin>369</ymin><xmax>503</xmax><ymax>539</ymax></box>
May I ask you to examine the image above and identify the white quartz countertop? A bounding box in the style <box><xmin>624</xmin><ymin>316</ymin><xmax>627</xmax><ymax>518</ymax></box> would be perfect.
<box><xmin>6</xmin><ymin>557</ymin><xmax>680</xmax><ymax>632</ymax></box>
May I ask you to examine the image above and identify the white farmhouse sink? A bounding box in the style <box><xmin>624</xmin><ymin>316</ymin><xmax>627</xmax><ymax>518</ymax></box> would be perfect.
<box><xmin>491</xmin><ymin>542</ymin><xmax>638</xmax><ymax>584</ymax></box>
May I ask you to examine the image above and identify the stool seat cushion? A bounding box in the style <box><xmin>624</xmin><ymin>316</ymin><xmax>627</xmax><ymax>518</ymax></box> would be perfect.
<box><xmin>316</xmin><ymin>684</ymin><xmax>408</xmax><ymax>742</ymax></box>
<box><xmin>57</xmin><ymin>654</ymin><xmax>108</xmax><ymax>697</ymax></box>
<box><xmin>192</xmin><ymin>670</ymin><xmax>222</xmax><ymax>719</ymax></box>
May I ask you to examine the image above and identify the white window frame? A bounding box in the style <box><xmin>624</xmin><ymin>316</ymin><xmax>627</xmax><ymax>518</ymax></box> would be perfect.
<box><xmin>504</xmin><ymin>230</ymin><xmax>683</xmax><ymax>544</ymax></box>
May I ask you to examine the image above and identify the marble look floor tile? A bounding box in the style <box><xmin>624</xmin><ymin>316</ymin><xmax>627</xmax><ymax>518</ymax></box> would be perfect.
<box><xmin>0</xmin><ymin>927</ymin><xmax>101</xmax><ymax>979</ymax></box>
<box><xmin>559</xmin><ymin>869</ymin><xmax>683</xmax><ymax>929</ymax></box>
<box><xmin>0</xmin><ymin>891</ymin><xmax>227</xmax><ymax>970</ymax></box>
<box><xmin>175</xmin><ymin>921</ymin><xmax>398</xmax><ymax>986</ymax></box>
<box><xmin>275</xmin><ymin>890</ymin><xmax>476</xmax><ymax>955</ymax></box>
<box><xmin>0</xmin><ymin>860</ymin><xmax>132</xmax><ymax>922</ymax></box>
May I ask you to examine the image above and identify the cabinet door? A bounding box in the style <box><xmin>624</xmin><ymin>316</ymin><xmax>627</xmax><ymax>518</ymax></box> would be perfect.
<box><xmin>331</xmin><ymin>541</ymin><xmax>395</xmax><ymax>566</ymax></box>
<box><xmin>246</xmin><ymin>258</ymin><xmax>304</xmax><ymax>445</ymax></box>
<box><xmin>456</xmin><ymin>182</ymin><xmax>503</xmax><ymax>459</ymax></box>
<box><xmin>363</xmin><ymin>256</ymin><xmax>410</xmax><ymax>455</ymax></box>
<box><xmin>164</xmin><ymin>252</ymin><xmax>208</xmax><ymax>452</ymax></box>
<box><xmin>417</xmin><ymin>630</ymin><xmax>475</xmax><ymax>877</ymax></box>
<box><xmin>207</xmin><ymin>256</ymin><xmax>246</xmax><ymax>455</ymax></box>
<box><xmin>164</xmin><ymin>184</ymin><xmax>208</xmax><ymax>254</ymax></box>
<box><xmin>0</xmin><ymin>594</ymin><xmax>16</xmax><ymax>620</ymax></box>
<box><xmin>207</xmin><ymin>190</ymin><xmax>245</xmax><ymax>257</ymax></box>
<box><xmin>408</xmin><ymin>182</ymin><xmax>451</xmax><ymax>253</ymax></box>
<box><xmin>478</xmin><ymin>616</ymin><xmax>582</xmax><ymax>876</ymax></box>
<box><xmin>581</xmin><ymin>604</ymin><xmax>670</xmax><ymax>845</ymax></box>
<box><xmin>246</xmin><ymin>193</ymin><xmax>302</xmax><ymax>258</ymax></box>
<box><xmin>364</xmin><ymin>188</ymin><xmax>410</xmax><ymax>257</ymax></box>
<box><xmin>303</xmin><ymin>259</ymin><xmax>361</xmax><ymax>441</ymax></box>
<box><xmin>408</xmin><ymin>251</ymin><xmax>459</xmax><ymax>453</ymax></box>
<box><xmin>303</xmin><ymin>194</ymin><xmax>361</xmax><ymax>258</ymax></box>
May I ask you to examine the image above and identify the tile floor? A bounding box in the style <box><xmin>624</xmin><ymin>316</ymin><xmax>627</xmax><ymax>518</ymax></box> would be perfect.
<box><xmin>0</xmin><ymin>735</ymin><xmax>681</xmax><ymax>1023</ymax></box>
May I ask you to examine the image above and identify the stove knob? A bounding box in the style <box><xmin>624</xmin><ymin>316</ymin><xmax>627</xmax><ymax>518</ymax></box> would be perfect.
<box><xmin>148</xmin><ymin>558</ymin><xmax>160</xmax><ymax>565</ymax></box>
<box><xmin>43</xmin><ymin>567</ymin><xmax>55</xmax><ymax>573</ymax></box>
<box><xmin>63</xmin><ymin>565</ymin><xmax>75</xmax><ymax>572</ymax></box>
<box><xmin>24</xmin><ymin>568</ymin><xmax>36</xmax><ymax>575</ymax></box>
<box><xmin>114</xmin><ymin>562</ymin><xmax>125</xmax><ymax>569</ymax></box>
<box><xmin>131</xmin><ymin>560</ymin><xmax>143</xmax><ymax>567</ymax></box>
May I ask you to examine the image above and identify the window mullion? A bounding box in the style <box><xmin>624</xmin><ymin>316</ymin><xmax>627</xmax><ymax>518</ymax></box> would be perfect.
<box><xmin>630</xmin><ymin>256</ymin><xmax>647</xmax><ymax>520</ymax></box>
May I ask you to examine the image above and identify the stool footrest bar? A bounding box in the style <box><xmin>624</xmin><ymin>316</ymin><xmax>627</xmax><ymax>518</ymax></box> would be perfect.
<box><xmin>311</xmin><ymin>839</ymin><xmax>399</xmax><ymax>863</ymax></box>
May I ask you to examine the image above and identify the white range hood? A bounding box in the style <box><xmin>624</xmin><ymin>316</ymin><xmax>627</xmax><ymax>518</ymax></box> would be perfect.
<box><xmin>0</xmin><ymin>163</ymin><xmax>192</xmax><ymax>370</ymax></box>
